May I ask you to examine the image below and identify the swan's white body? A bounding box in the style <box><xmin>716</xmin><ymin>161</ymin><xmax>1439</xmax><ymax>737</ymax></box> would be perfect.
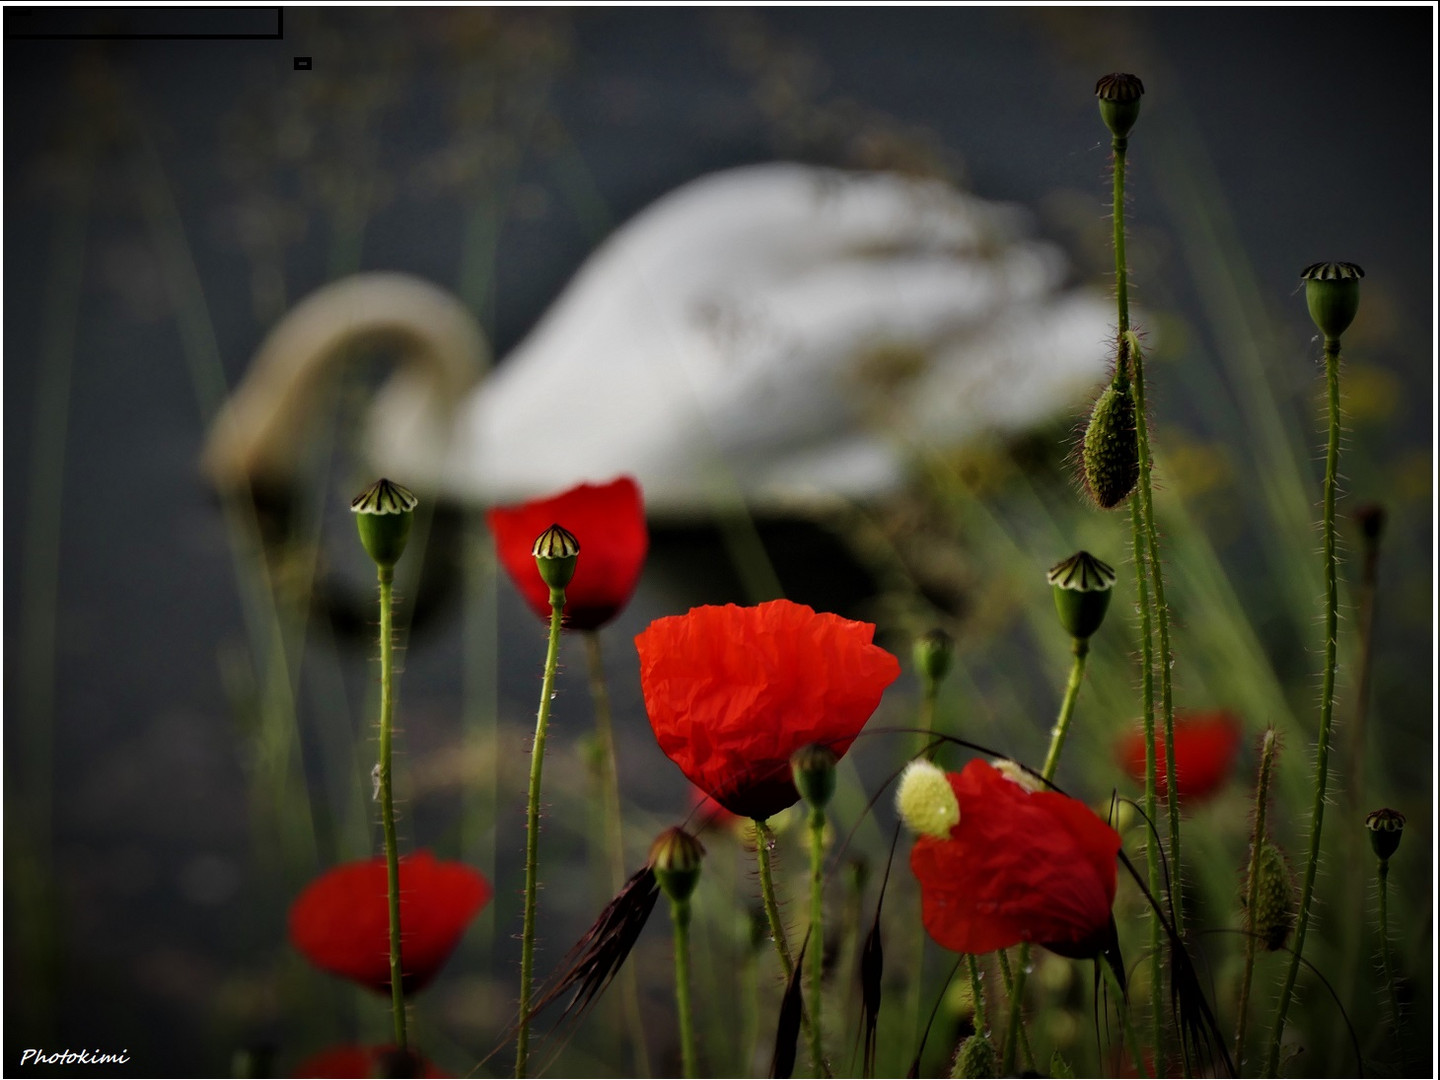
<box><xmin>205</xmin><ymin>163</ymin><xmax>1115</xmax><ymax>515</ymax></box>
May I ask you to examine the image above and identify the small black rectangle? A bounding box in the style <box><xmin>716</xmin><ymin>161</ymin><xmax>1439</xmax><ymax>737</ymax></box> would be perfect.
<box><xmin>294</xmin><ymin>56</ymin><xmax>311</xmax><ymax>70</ymax></box>
<box><xmin>6</xmin><ymin>6</ymin><xmax>282</xmax><ymax>40</ymax></box>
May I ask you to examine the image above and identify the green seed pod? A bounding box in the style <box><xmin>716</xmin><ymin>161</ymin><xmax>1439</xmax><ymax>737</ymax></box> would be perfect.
<box><xmin>913</xmin><ymin>628</ymin><xmax>955</xmax><ymax>686</ymax></box>
<box><xmin>1095</xmin><ymin>72</ymin><xmax>1144</xmax><ymax>139</ymax></box>
<box><xmin>1248</xmin><ymin>841</ymin><xmax>1296</xmax><ymax>952</ymax></box>
<box><xmin>791</xmin><ymin>743</ymin><xmax>838</xmax><ymax>811</ymax></box>
<box><xmin>950</xmin><ymin>1034</ymin><xmax>998</xmax><ymax>1079</ymax></box>
<box><xmin>531</xmin><ymin>522</ymin><xmax>580</xmax><ymax>591</ymax></box>
<box><xmin>649</xmin><ymin>826</ymin><xmax>705</xmax><ymax>904</ymax></box>
<box><xmin>1047</xmin><ymin>551</ymin><xmax>1117</xmax><ymax>640</ymax></box>
<box><xmin>1080</xmin><ymin>380</ymin><xmax>1140</xmax><ymax>508</ymax></box>
<box><xmin>1301</xmin><ymin>261</ymin><xmax>1364</xmax><ymax>340</ymax></box>
<box><xmin>351</xmin><ymin>478</ymin><xmax>417</xmax><ymax>570</ymax></box>
<box><xmin>1366</xmin><ymin>807</ymin><xmax>1405</xmax><ymax>861</ymax></box>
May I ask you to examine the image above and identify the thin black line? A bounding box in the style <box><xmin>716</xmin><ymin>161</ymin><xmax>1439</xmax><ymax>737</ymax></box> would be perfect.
<box><xmin>6</xmin><ymin>6</ymin><xmax>283</xmax><ymax>41</ymax></box>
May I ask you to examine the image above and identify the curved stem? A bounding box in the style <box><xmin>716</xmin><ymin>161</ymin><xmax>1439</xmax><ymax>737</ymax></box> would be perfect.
<box><xmin>755</xmin><ymin>820</ymin><xmax>796</xmax><ymax>979</ymax></box>
<box><xmin>377</xmin><ymin>569</ymin><xmax>407</xmax><ymax>1050</ymax></box>
<box><xmin>1042</xmin><ymin>638</ymin><xmax>1090</xmax><ymax>782</ymax></box>
<box><xmin>672</xmin><ymin>897</ymin><xmax>698</xmax><ymax>1079</ymax></box>
<box><xmin>1264</xmin><ymin>337</ymin><xmax>1342</xmax><ymax>1076</ymax></box>
<box><xmin>516</xmin><ymin>587</ymin><xmax>565</xmax><ymax>1078</ymax></box>
<box><xmin>807</xmin><ymin>808</ymin><xmax>826</xmax><ymax>1075</ymax></box>
<box><xmin>1102</xmin><ymin>959</ymin><xmax>1149</xmax><ymax>1078</ymax></box>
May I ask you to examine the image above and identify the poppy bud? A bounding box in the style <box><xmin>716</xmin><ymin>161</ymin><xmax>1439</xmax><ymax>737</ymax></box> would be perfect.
<box><xmin>1301</xmin><ymin>261</ymin><xmax>1364</xmax><ymax>340</ymax></box>
<box><xmin>531</xmin><ymin>522</ymin><xmax>579</xmax><ymax>592</ymax></box>
<box><xmin>1047</xmin><ymin>551</ymin><xmax>1117</xmax><ymax>640</ymax></box>
<box><xmin>1080</xmin><ymin>379</ymin><xmax>1140</xmax><ymax>509</ymax></box>
<box><xmin>913</xmin><ymin>628</ymin><xmax>955</xmax><ymax>686</ymax></box>
<box><xmin>896</xmin><ymin>759</ymin><xmax>960</xmax><ymax>839</ymax></box>
<box><xmin>649</xmin><ymin>826</ymin><xmax>705</xmax><ymax>904</ymax></box>
<box><xmin>1365</xmin><ymin>808</ymin><xmax>1405</xmax><ymax>861</ymax></box>
<box><xmin>351</xmin><ymin>478</ymin><xmax>417</xmax><ymax>570</ymax></box>
<box><xmin>791</xmin><ymin>743</ymin><xmax>838</xmax><ymax>812</ymax></box>
<box><xmin>1095</xmin><ymin>72</ymin><xmax>1144</xmax><ymax>139</ymax></box>
<box><xmin>950</xmin><ymin>1033</ymin><xmax>998</xmax><ymax>1079</ymax></box>
<box><xmin>1248</xmin><ymin>841</ymin><xmax>1296</xmax><ymax>951</ymax></box>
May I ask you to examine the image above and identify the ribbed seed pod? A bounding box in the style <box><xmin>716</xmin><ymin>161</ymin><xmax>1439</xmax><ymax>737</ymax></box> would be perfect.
<box><xmin>1080</xmin><ymin>380</ymin><xmax>1140</xmax><ymax>508</ymax></box>
<box><xmin>950</xmin><ymin>1034</ymin><xmax>998</xmax><ymax>1079</ymax></box>
<box><xmin>1250</xmin><ymin>841</ymin><xmax>1296</xmax><ymax>951</ymax></box>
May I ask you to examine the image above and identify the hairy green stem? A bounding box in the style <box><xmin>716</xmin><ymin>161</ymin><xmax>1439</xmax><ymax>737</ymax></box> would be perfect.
<box><xmin>807</xmin><ymin>808</ymin><xmax>826</xmax><ymax>1075</ymax></box>
<box><xmin>376</xmin><ymin>569</ymin><xmax>407</xmax><ymax>1050</ymax></box>
<box><xmin>997</xmin><ymin>948</ymin><xmax>1036</xmax><ymax>1074</ymax></box>
<box><xmin>966</xmin><ymin>955</ymin><xmax>988</xmax><ymax>1035</ymax></box>
<box><xmin>1264</xmin><ymin>337</ymin><xmax>1342</xmax><ymax>1077</ymax></box>
<box><xmin>671</xmin><ymin>896</ymin><xmax>698</xmax><ymax>1078</ymax></box>
<box><xmin>755</xmin><ymin>820</ymin><xmax>796</xmax><ymax>979</ymax></box>
<box><xmin>1042</xmin><ymin>638</ymin><xmax>1090</xmax><ymax>782</ymax></box>
<box><xmin>1377</xmin><ymin>858</ymin><xmax>1400</xmax><ymax>1035</ymax></box>
<box><xmin>584</xmin><ymin>633</ymin><xmax>651</xmax><ymax>1077</ymax></box>
<box><xmin>1235</xmin><ymin>730</ymin><xmax>1279</xmax><ymax>1069</ymax></box>
<box><xmin>516</xmin><ymin>587</ymin><xmax>566</xmax><ymax>1077</ymax></box>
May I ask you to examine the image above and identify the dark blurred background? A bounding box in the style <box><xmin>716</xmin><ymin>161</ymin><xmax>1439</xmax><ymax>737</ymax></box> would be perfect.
<box><xmin>4</xmin><ymin>7</ymin><xmax>1433</xmax><ymax>1076</ymax></box>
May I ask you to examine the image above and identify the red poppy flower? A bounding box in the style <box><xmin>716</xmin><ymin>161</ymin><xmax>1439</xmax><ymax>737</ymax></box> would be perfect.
<box><xmin>486</xmin><ymin>476</ymin><xmax>648</xmax><ymax>631</ymax></box>
<box><xmin>910</xmin><ymin>759</ymin><xmax>1121</xmax><ymax>958</ymax></box>
<box><xmin>288</xmin><ymin>852</ymin><xmax>491</xmax><ymax>995</ymax></box>
<box><xmin>1116</xmin><ymin>710</ymin><xmax>1243</xmax><ymax>803</ymax></box>
<box><xmin>636</xmin><ymin>599</ymin><xmax>901</xmax><ymax>820</ymax></box>
<box><xmin>293</xmin><ymin>1045</ymin><xmax>448</xmax><ymax>1078</ymax></box>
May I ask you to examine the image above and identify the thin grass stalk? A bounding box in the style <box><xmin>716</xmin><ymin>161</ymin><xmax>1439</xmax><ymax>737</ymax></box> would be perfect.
<box><xmin>1234</xmin><ymin>729</ymin><xmax>1279</xmax><ymax>1068</ymax></box>
<box><xmin>516</xmin><ymin>588</ymin><xmax>566</xmax><ymax>1077</ymax></box>
<box><xmin>1102</xmin><ymin>958</ymin><xmax>1149</xmax><ymax>1078</ymax></box>
<box><xmin>376</xmin><ymin>569</ymin><xmax>408</xmax><ymax>1049</ymax></box>
<box><xmin>1264</xmin><ymin>337</ymin><xmax>1343</xmax><ymax>1075</ymax></box>
<box><xmin>584</xmin><ymin>633</ymin><xmax>652</xmax><ymax>1076</ymax></box>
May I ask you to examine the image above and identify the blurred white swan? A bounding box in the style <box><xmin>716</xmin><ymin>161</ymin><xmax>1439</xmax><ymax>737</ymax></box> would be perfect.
<box><xmin>203</xmin><ymin>162</ymin><xmax>1114</xmax><ymax>515</ymax></box>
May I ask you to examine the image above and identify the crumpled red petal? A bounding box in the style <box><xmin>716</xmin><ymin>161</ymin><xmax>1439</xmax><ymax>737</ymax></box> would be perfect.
<box><xmin>293</xmin><ymin>1045</ymin><xmax>448</xmax><ymax>1078</ymax></box>
<box><xmin>637</xmin><ymin>599</ymin><xmax>901</xmax><ymax>820</ymax></box>
<box><xmin>911</xmin><ymin>760</ymin><xmax>1120</xmax><ymax>957</ymax></box>
<box><xmin>288</xmin><ymin>852</ymin><xmax>491</xmax><ymax>996</ymax></box>
<box><xmin>486</xmin><ymin>476</ymin><xmax>648</xmax><ymax>631</ymax></box>
<box><xmin>1116</xmin><ymin>710</ymin><xmax>1243</xmax><ymax>803</ymax></box>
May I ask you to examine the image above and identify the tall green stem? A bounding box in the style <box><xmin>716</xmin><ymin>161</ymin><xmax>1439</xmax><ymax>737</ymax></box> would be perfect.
<box><xmin>1265</xmin><ymin>337</ymin><xmax>1343</xmax><ymax>1075</ymax></box>
<box><xmin>1042</xmin><ymin>639</ymin><xmax>1090</xmax><ymax>782</ymax></box>
<box><xmin>672</xmin><ymin>896</ymin><xmax>698</xmax><ymax>1078</ymax></box>
<box><xmin>1234</xmin><ymin>730</ymin><xmax>1278</xmax><ymax>1069</ymax></box>
<box><xmin>1377</xmin><ymin>858</ymin><xmax>1400</xmax><ymax>1035</ymax></box>
<box><xmin>584</xmin><ymin>633</ymin><xmax>651</xmax><ymax>1077</ymax></box>
<box><xmin>806</xmin><ymin>808</ymin><xmax>825</xmax><ymax>1075</ymax></box>
<box><xmin>376</xmin><ymin>569</ymin><xmax>407</xmax><ymax>1050</ymax></box>
<box><xmin>966</xmin><ymin>954</ymin><xmax>988</xmax><ymax>1035</ymax></box>
<box><xmin>997</xmin><ymin>948</ymin><xmax>1035</xmax><ymax>1074</ymax></box>
<box><xmin>755</xmin><ymin>820</ymin><xmax>796</xmax><ymax>980</ymax></box>
<box><xmin>516</xmin><ymin>587</ymin><xmax>565</xmax><ymax>1078</ymax></box>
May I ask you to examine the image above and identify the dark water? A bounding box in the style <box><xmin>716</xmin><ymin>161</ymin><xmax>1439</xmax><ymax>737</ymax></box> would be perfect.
<box><xmin>4</xmin><ymin>8</ymin><xmax>1432</xmax><ymax>1076</ymax></box>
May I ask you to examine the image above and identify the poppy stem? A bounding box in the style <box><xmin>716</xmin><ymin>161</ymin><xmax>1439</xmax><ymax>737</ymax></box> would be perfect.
<box><xmin>755</xmin><ymin>820</ymin><xmax>796</xmax><ymax>979</ymax></box>
<box><xmin>966</xmin><ymin>954</ymin><xmax>988</xmax><ymax>1035</ymax></box>
<box><xmin>1101</xmin><ymin>959</ymin><xmax>1149</xmax><ymax>1078</ymax></box>
<box><xmin>1041</xmin><ymin>637</ymin><xmax>1090</xmax><ymax>782</ymax></box>
<box><xmin>997</xmin><ymin>947</ymin><xmax>1036</xmax><ymax>1074</ymax></box>
<box><xmin>516</xmin><ymin>586</ymin><xmax>566</xmax><ymax>1078</ymax></box>
<box><xmin>1234</xmin><ymin>728</ymin><xmax>1279</xmax><ymax>1068</ymax></box>
<box><xmin>374</xmin><ymin>568</ymin><xmax>408</xmax><ymax>1050</ymax></box>
<box><xmin>806</xmin><ymin>808</ymin><xmax>826</xmax><ymax>1075</ymax></box>
<box><xmin>670</xmin><ymin>895</ymin><xmax>698</xmax><ymax>1078</ymax></box>
<box><xmin>1376</xmin><ymin>856</ymin><xmax>1401</xmax><ymax>1036</ymax></box>
<box><xmin>1264</xmin><ymin>336</ymin><xmax>1343</xmax><ymax>1076</ymax></box>
<box><xmin>583</xmin><ymin>632</ymin><xmax>652</xmax><ymax>1078</ymax></box>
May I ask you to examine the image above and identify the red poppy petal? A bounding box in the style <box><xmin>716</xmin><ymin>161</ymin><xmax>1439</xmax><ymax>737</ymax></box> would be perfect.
<box><xmin>289</xmin><ymin>853</ymin><xmax>491</xmax><ymax>995</ymax></box>
<box><xmin>912</xmin><ymin>761</ymin><xmax>1120</xmax><ymax>957</ymax></box>
<box><xmin>637</xmin><ymin>600</ymin><xmax>901</xmax><ymax>820</ymax></box>
<box><xmin>487</xmin><ymin>476</ymin><xmax>648</xmax><ymax>631</ymax></box>
<box><xmin>1116</xmin><ymin>710</ymin><xmax>1242</xmax><ymax>803</ymax></box>
<box><xmin>294</xmin><ymin>1045</ymin><xmax>448</xmax><ymax>1078</ymax></box>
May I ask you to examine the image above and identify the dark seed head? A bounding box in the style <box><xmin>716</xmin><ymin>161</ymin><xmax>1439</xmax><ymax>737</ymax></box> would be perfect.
<box><xmin>1366</xmin><ymin>807</ymin><xmax>1405</xmax><ymax>860</ymax></box>
<box><xmin>1095</xmin><ymin>72</ymin><xmax>1144</xmax><ymax>138</ymax></box>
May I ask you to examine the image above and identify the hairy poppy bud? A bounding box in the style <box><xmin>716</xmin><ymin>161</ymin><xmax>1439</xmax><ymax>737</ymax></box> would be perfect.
<box><xmin>1248</xmin><ymin>841</ymin><xmax>1296</xmax><ymax>951</ymax></box>
<box><xmin>791</xmin><ymin>743</ymin><xmax>838</xmax><ymax>812</ymax></box>
<box><xmin>950</xmin><ymin>1033</ymin><xmax>998</xmax><ymax>1079</ymax></box>
<box><xmin>351</xmin><ymin>478</ymin><xmax>417</xmax><ymax>570</ymax></box>
<box><xmin>649</xmin><ymin>826</ymin><xmax>705</xmax><ymax>904</ymax></box>
<box><xmin>1366</xmin><ymin>807</ymin><xmax>1405</xmax><ymax>861</ymax></box>
<box><xmin>1047</xmin><ymin>551</ymin><xmax>1117</xmax><ymax>640</ymax></box>
<box><xmin>913</xmin><ymin>628</ymin><xmax>954</xmax><ymax>686</ymax></box>
<box><xmin>1080</xmin><ymin>380</ymin><xmax>1140</xmax><ymax>508</ymax></box>
<box><xmin>896</xmin><ymin>759</ymin><xmax>960</xmax><ymax>839</ymax></box>
<box><xmin>1095</xmin><ymin>72</ymin><xmax>1144</xmax><ymax>139</ymax></box>
<box><xmin>531</xmin><ymin>523</ymin><xmax>579</xmax><ymax>592</ymax></box>
<box><xmin>1301</xmin><ymin>261</ymin><xmax>1364</xmax><ymax>340</ymax></box>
